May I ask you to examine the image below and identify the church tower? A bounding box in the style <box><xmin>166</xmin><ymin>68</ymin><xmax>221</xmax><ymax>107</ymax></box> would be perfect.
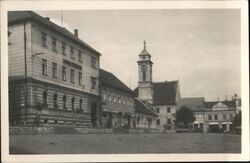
<box><xmin>137</xmin><ymin>41</ymin><xmax>153</xmax><ymax>103</ymax></box>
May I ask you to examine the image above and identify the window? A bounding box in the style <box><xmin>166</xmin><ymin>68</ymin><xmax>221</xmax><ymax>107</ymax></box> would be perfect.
<box><xmin>108</xmin><ymin>94</ymin><xmax>112</xmax><ymax>101</ymax></box>
<box><xmin>156</xmin><ymin>108</ymin><xmax>160</xmax><ymax>113</ymax></box>
<box><xmin>42</xmin><ymin>59</ymin><xmax>47</xmax><ymax>75</ymax></box>
<box><xmin>167</xmin><ymin>107</ymin><xmax>171</xmax><ymax>113</ymax></box>
<box><xmin>71</xmin><ymin>69</ymin><xmax>75</xmax><ymax>83</ymax></box>
<box><xmin>229</xmin><ymin>114</ymin><xmax>233</xmax><ymax>120</ymax></box>
<box><xmin>78</xmin><ymin>50</ymin><xmax>82</xmax><ymax>63</ymax></box>
<box><xmin>52</xmin><ymin>37</ymin><xmax>57</xmax><ymax>51</ymax></box>
<box><xmin>167</xmin><ymin>119</ymin><xmax>171</xmax><ymax>124</ymax></box>
<box><xmin>63</xmin><ymin>95</ymin><xmax>67</xmax><ymax>109</ymax></box>
<box><xmin>62</xmin><ymin>42</ymin><xmax>66</xmax><ymax>55</ymax></box>
<box><xmin>118</xmin><ymin>97</ymin><xmax>121</xmax><ymax>103</ymax></box>
<box><xmin>214</xmin><ymin>115</ymin><xmax>218</xmax><ymax>120</ymax></box>
<box><xmin>53</xmin><ymin>93</ymin><xmax>57</xmax><ymax>108</ymax></box>
<box><xmin>223</xmin><ymin>114</ymin><xmax>227</xmax><ymax>120</ymax></box>
<box><xmin>70</xmin><ymin>46</ymin><xmax>74</xmax><ymax>59</ymax></box>
<box><xmin>78</xmin><ymin>72</ymin><xmax>82</xmax><ymax>85</ymax></box>
<box><xmin>62</xmin><ymin>66</ymin><xmax>66</xmax><ymax>81</ymax></box>
<box><xmin>79</xmin><ymin>98</ymin><xmax>82</xmax><ymax>110</ymax></box>
<box><xmin>71</xmin><ymin>97</ymin><xmax>75</xmax><ymax>111</ymax></box>
<box><xmin>142</xmin><ymin>71</ymin><xmax>146</xmax><ymax>81</ymax></box>
<box><xmin>157</xmin><ymin>119</ymin><xmax>160</xmax><ymax>125</ymax></box>
<box><xmin>113</xmin><ymin>96</ymin><xmax>116</xmax><ymax>102</ymax></box>
<box><xmin>52</xmin><ymin>63</ymin><xmax>57</xmax><ymax>78</ymax></box>
<box><xmin>41</xmin><ymin>32</ymin><xmax>47</xmax><ymax>47</ymax></box>
<box><xmin>91</xmin><ymin>56</ymin><xmax>97</xmax><ymax>69</ymax></box>
<box><xmin>43</xmin><ymin>90</ymin><xmax>47</xmax><ymax>105</ymax></box>
<box><xmin>208</xmin><ymin>115</ymin><xmax>212</xmax><ymax>120</ymax></box>
<box><xmin>91</xmin><ymin>77</ymin><xmax>97</xmax><ymax>89</ymax></box>
<box><xmin>103</xmin><ymin>89</ymin><xmax>106</xmax><ymax>101</ymax></box>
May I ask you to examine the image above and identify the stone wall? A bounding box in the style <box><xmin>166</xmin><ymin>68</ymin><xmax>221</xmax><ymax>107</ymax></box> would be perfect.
<box><xmin>10</xmin><ymin>126</ymin><xmax>55</xmax><ymax>135</ymax></box>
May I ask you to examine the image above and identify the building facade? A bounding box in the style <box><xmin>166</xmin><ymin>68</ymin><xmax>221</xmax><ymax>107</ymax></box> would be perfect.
<box><xmin>134</xmin><ymin>98</ymin><xmax>158</xmax><ymax>129</ymax></box>
<box><xmin>135</xmin><ymin>41</ymin><xmax>181</xmax><ymax>130</ymax></box>
<box><xmin>179</xmin><ymin>97</ymin><xmax>206</xmax><ymax>132</ymax></box>
<box><xmin>8</xmin><ymin>11</ymin><xmax>101</xmax><ymax>127</ymax></box>
<box><xmin>99</xmin><ymin>69</ymin><xmax>135</xmax><ymax>128</ymax></box>
<box><xmin>179</xmin><ymin>97</ymin><xmax>239</xmax><ymax>133</ymax></box>
<box><xmin>204</xmin><ymin>100</ymin><xmax>237</xmax><ymax>133</ymax></box>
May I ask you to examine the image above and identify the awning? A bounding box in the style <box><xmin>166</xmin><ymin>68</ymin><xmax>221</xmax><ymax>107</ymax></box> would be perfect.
<box><xmin>222</xmin><ymin>122</ymin><xmax>232</xmax><ymax>124</ymax></box>
<box><xmin>209</xmin><ymin>122</ymin><xmax>219</xmax><ymax>125</ymax></box>
<box><xmin>103</xmin><ymin>109</ymin><xmax>119</xmax><ymax>113</ymax></box>
<box><xmin>193</xmin><ymin>121</ymin><xmax>199</xmax><ymax>124</ymax></box>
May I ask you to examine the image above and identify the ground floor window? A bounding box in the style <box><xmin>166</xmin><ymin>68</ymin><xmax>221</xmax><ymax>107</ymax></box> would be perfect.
<box><xmin>157</xmin><ymin>119</ymin><xmax>160</xmax><ymax>125</ymax></box>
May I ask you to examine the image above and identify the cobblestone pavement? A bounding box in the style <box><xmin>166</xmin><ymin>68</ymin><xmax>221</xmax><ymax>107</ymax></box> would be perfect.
<box><xmin>9</xmin><ymin>133</ymin><xmax>241</xmax><ymax>154</ymax></box>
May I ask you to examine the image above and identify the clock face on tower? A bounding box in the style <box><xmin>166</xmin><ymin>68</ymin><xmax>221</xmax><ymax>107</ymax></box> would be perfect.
<box><xmin>141</xmin><ymin>64</ymin><xmax>147</xmax><ymax>70</ymax></box>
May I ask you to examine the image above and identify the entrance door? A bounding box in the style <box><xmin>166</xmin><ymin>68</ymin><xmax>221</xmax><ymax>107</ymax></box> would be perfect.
<box><xmin>209</xmin><ymin>124</ymin><xmax>219</xmax><ymax>133</ymax></box>
<box><xmin>107</xmin><ymin>113</ymin><xmax>112</xmax><ymax>128</ymax></box>
<box><xmin>200</xmin><ymin>123</ymin><xmax>204</xmax><ymax>132</ymax></box>
<box><xmin>91</xmin><ymin>103</ymin><xmax>97</xmax><ymax>127</ymax></box>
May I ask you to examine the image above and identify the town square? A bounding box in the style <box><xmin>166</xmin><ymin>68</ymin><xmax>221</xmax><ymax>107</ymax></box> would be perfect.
<box><xmin>2</xmin><ymin>1</ymin><xmax>248</xmax><ymax>162</ymax></box>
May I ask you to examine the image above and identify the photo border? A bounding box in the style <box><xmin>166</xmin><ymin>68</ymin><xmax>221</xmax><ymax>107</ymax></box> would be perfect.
<box><xmin>1</xmin><ymin>0</ymin><xmax>249</xmax><ymax>162</ymax></box>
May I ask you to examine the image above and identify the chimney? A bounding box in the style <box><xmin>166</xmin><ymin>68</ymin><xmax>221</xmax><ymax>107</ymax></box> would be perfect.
<box><xmin>45</xmin><ymin>17</ymin><xmax>50</xmax><ymax>21</ymax></box>
<box><xmin>74</xmin><ymin>29</ymin><xmax>78</xmax><ymax>37</ymax></box>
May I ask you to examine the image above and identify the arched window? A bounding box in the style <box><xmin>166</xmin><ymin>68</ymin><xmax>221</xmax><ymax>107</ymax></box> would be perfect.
<box><xmin>142</xmin><ymin>71</ymin><xmax>146</xmax><ymax>81</ymax></box>
<box><xmin>79</xmin><ymin>98</ymin><xmax>82</xmax><ymax>110</ymax></box>
<box><xmin>43</xmin><ymin>90</ymin><xmax>47</xmax><ymax>105</ymax></box>
<box><xmin>72</xmin><ymin>97</ymin><xmax>75</xmax><ymax>111</ymax></box>
<box><xmin>53</xmin><ymin>93</ymin><xmax>57</xmax><ymax>108</ymax></box>
<box><xmin>63</xmin><ymin>95</ymin><xmax>67</xmax><ymax>109</ymax></box>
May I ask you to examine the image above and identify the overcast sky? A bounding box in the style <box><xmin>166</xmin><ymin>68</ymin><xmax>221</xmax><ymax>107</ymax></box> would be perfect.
<box><xmin>36</xmin><ymin>9</ymin><xmax>241</xmax><ymax>101</ymax></box>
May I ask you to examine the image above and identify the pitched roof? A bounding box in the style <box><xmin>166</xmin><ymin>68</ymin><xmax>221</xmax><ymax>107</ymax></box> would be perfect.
<box><xmin>179</xmin><ymin>97</ymin><xmax>205</xmax><ymax>112</ymax></box>
<box><xmin>99</xmin><ymin>69</ymin><xmax>134</xmax><ymax>94</ymax></box>
<box><xmin>204</xmin><ymin>100</ymin><xmax>236</xmax><ymax>110</ymax></box>
<box><xmin>134</xmin><ymin>81</ymin><xmax>178</xmax><ymax>105</ymax></box>
<box><xmin>152</xmin><ymin>81</ymin><xmax>178</xmax><ymax>105</ymax></box>
<box><xmin>8</xmin><ymin>11</ymin><xmax>101</xmax><ymax>56</ymax></box>
<box><xmin>134</xmin><ymin>99</ymin><xmax>158</xmax><ymax>117</ymax></box>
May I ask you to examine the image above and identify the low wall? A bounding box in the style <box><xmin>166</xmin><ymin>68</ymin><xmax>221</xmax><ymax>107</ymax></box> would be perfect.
<box><xmin>10</xmin><ymin>126</ymin><xmax>164</xmax><ymax>135</ymax></box>
<box><xmin>75</xmin><ymin>128</ymin><xmax>113</xmax><ymax>134</ymax></box>
<box><xmin>10</xmin><ymin>127</ymin><xmax>55</xmax><ymax>135</ymax></box>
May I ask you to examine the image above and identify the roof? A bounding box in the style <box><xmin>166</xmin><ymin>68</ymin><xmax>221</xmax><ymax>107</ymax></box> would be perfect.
<box><xmin>204</xmin><ymin>100</ymin><xmax>236</xmax><ymax>110</ymax></box>
<box><xmin>152</xmin><ymin>81</ymin><xmax>178</xmax><ymax>105</ymax></box>
<box><xmin>99</xmin><ymin>69</ymin><xmax>134</xmax><ymax>94</ymax></box>
<box><xmin>134</xmin><ymin>99</ymin><xmax>158</xmax><ymax>117</ymax></box>
<box><xmin>134</xmin><ymin>81</ymin><xmax>178</xmax><ymax>105</ymax></box>
<box><xmin>8</xmin><ymin>11</ymin><xmax>101</xmax><ymax>56</ymax></box>
<box><xmin>179</xmin><ymin>97</ymin><xmax>205</xmax><ymax>112</ymax></box>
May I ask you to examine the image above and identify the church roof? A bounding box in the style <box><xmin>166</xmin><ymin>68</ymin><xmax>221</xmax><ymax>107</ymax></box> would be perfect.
<box><xmin>139</xmin><ymin>41</ymin><xmax>151</xmax><ymax>56</ymax></box>
<box><xmin>99</xmin><ymin>69</ymin><xmax>134</xmax><ymax>95</ymax></box>
<box><xmin>139</xmin><ymin>49</ymin><xmax>150</xmax><ymax>56</ymax></box>
<box><xmin>134</xmin><ymin>99</ymin><xmax>158</xmax><ymax>117</ymax></box>
<box><xmin>134</xmin><ymin>81</ymin><xmax>178</xmax><ymax>105</ymax></box>
<box><xmin>179</xmin><ymin>97</ymin><xmax>205</xmax><ymax>112</ymax></box>
<box><xmin>8</xmin><ymin>11</ymin><xmax>101</xmax><ymax>56</ymax></box>
<box><xmin>152</xmin><ymin>81</ymin><xmax>178</xmax><ymax>105</ymax></box>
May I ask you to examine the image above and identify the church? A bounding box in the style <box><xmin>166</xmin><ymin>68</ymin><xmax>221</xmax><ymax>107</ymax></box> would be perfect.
<box><xmin>134</xmin><ymin>41</ymin><xmax>181</xmax><ymax>131</ymax></box>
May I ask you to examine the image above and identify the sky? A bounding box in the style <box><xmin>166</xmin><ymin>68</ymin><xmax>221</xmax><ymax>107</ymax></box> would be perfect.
<box><xmin>36</xmin><ymin>9</ymin><xmax>241</xmax><ymax>101</ymax></box>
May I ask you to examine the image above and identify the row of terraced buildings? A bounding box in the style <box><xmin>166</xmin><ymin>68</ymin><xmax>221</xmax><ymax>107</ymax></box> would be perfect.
<box><xmin>8</xmin><ymin>11</ymin><xmax>241</xmax><ymax>133</ymax></box>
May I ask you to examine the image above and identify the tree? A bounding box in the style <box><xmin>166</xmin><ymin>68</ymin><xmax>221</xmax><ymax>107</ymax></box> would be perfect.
<box><xmin>176</xmin><ymin>105</ymin><xmax>195</xmax><ymax>128</ymax></box>
<box><xmin>233</xmin><ymin>111</ymin><xmax>241</xmax><ymax>127</ymax></box>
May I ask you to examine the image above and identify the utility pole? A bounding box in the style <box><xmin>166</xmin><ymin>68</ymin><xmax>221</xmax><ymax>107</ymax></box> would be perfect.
<box><xmin>129</xmin><ymin>78</ymin><xmax>131</xmax><ymax>89</ymax></box>
<box><xmin>24</xmin><ymin>22</ymin><xmax>27</xmax><ymax>126</ymax></box>
<box><xmin>61</xmin><ymin>10</ymin><xmax>63</xmax><ymax>27</ymax></box>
